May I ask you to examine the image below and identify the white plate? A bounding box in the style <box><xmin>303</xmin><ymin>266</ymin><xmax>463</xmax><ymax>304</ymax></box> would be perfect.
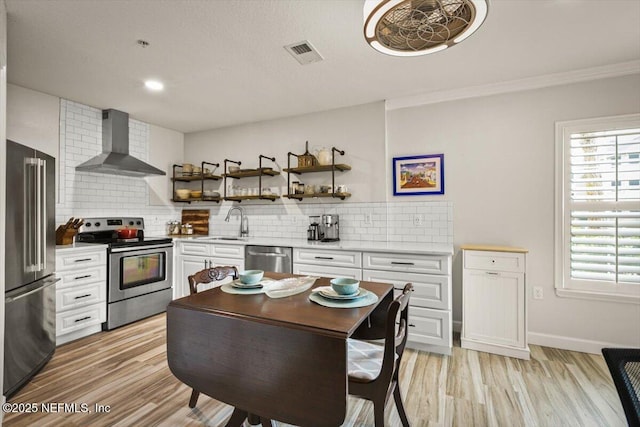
<box><xmin>231</xmin><ymin>279</ymin><xmax>265</xmax><ymax>289</ymax></box>
<box><xmin>318</xmin><ymin>287</ymin><xmax>365</xmax><ymax>300</ymax></box>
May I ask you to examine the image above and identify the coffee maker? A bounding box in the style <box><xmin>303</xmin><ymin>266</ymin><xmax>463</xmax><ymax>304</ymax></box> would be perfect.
<box><xmin>321</xmin><ymin>214</ymin><xmax>339</xmax><ymax>242</ymax></box>
<box><xmin>307</xmin><ymin>216</ymin><xmax>321</xmax><ymax>241</ymax></box>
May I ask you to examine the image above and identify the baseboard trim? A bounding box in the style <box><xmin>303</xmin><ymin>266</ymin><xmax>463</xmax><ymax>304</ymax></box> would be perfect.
<box><xmin>461</xmin><ymin>338</ymin><xmax>530</xmax><ymax>360</ymax></box>
<box><xmin>528</xmin><ymin>332</ymin><xmax>631</xmax><ymax>355</ymax></box>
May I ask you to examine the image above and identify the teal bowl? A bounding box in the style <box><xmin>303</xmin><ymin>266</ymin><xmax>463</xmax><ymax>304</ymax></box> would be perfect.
<box><xmin>239</xmin><ymin>270</ymin><xmax>264</xmax><ymax>285</ymax></box>
<box><xmin>330</xmin><ymin>278</ymin><xmax>360</xmax><ymax>295</ymax></box>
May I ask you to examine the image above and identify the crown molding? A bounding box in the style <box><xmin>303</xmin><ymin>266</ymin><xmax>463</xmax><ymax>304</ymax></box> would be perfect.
<box><xmin>386</xmin><ymin>60</ymin><xmax>640</xmax><ymax>111</ymax></box>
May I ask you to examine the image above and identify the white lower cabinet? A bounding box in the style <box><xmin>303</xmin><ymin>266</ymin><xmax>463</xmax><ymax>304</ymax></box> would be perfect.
<box><xmin>293</xmin><ymin>264</ymin><xmax>362</xmax><ymax>280</ymax></box>
<box><xmin>362</xmin><ymin>251</ymin><xmax>452</xmax><ymax>355</ymax></box>
<box><xmin>293</xmin><ymin>248</ymin><xmax>362</xmax><ymax>280</ymax></box>
<box><xmin>55</xmin><ymin>245</ymin><xmax>107</xmax><ymax>345</ymax></box>
<box><xmin>175</xmin><ymin>242</ymin><xmax>244</xmax><ymax>298</ymax></box>
<box><xmin>461</xmin><ymin>246</ymin><xmax>529</xmax><ymax>360</ymax></box>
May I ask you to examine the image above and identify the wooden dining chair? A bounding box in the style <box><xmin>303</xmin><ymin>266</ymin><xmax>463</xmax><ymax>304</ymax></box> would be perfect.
<box><xmin>186</xmin><ymin>265</ymin><xmax>239</xmax><ymax>409</ymax></box>
<box><xmin>187</xmin><ymin>265</ymin><xmax>238</xmax><ymax>295</ymax></box>
<box><xmin>347</xmin><ymin>283</ymin><xmax>413</xmax><ymax>427</ymax></box>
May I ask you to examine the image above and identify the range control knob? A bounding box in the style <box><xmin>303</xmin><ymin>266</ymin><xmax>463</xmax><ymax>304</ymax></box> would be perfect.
<box><xmin>136</xmin><ymin>220</ymin><xmax>142</xmax><ymax>226</ymax></box>
<box><xmin>85</xmin><ymin>222</ymin><xmax>91</xmax><ymax>227</ymax></box>
<box><xmin>129</xmin><ymin>221</ymin><xmax>134</xmax><ymax>226</ymax></box>
<box><xmin>95</xmin><ymin>222</ymin><xmax>101</xmax><ymax>227</ymax></box>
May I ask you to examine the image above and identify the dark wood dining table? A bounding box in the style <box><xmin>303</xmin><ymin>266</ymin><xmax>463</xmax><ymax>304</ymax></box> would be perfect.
<box><xmin>166</xmin><ymin>272</ymin><xmax>394</xmax><ymax>427</ymax></box>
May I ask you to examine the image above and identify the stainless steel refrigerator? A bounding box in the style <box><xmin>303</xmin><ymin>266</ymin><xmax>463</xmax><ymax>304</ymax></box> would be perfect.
<box><xmin>4</xmin><ymin>139</ymin><xmax>57</xmax><ymax>398</ymax></box>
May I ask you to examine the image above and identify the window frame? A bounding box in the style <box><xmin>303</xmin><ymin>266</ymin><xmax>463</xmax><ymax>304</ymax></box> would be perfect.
<box><xmin>554</xmin><ymin>113</ymin><xmax>640</xmax><ymax>304</ymax></box>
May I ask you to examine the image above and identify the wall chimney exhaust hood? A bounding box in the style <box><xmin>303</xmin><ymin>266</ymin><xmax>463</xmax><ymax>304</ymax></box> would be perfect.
<box><xmin>75</xmin><ymin>109</ymin><xmax>166</xmax><ymax>177</ymax></box>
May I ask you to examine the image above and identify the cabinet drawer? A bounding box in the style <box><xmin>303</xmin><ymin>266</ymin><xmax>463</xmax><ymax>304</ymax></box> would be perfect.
<box><xmin>293</xmin><ymin>264</ymin><xmax>362</xmax><ymax>280</ymax></box>
<box><xmin>294</xmin><ymin>248</ymin><xmax>362</xmax><ymax>268</ymax></box>
<box><xmin>363</xmin><ymin>252</ymin><xmax>450</xmax><ymax>275</ymax></box>
<box><xmin>362</xmin><ymin>269</ymin><xmax>451</xmax><ymax>310</ymax></box>
<box><xmin>56</xmin><ymin>265</ymin><xmax>106</xmax><ymax>289</ymax></box>
<box><xmin>56</xmin><ymin>249</ymin><xmax>106</xmax><ymax>271</ymax></box>
<box><xmin>56</xmin><ymin>303</ymin><xmax>106</xmax><ymax>336</ymax></box>
<box><xmin>464</xmin><ymin>250</ymin><xmax>525</xmax><ymax>273</ymax></box>
<box><xmin>180</xmin><ymin>242</ymin><xmax>212</xmax><ymax>256</ymax></box>
<box><xmin>407</xmin><ymin>307</ymin><xmax>452</xmax><ymax>348</ymax></box>
<box><xmin>211</xmin><ymin>244</ymin><xmax>244</xmax><ymax>259</ymax></box>
<box><xmin>56</xmin><ymin>282</ymin><xmax>106</xmax><ymax>312</ymax></box>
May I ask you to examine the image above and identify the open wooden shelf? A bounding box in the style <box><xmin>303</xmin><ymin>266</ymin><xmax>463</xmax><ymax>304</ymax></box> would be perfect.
<box><xmin>285</xmin><ymin>192</ymin><xmax>351</xmax><ymax>201</ymax></box>
<box><xmin>223</xmin><ymin>168</ymin><xmax>279</xmax><ymax>179</ymax></box>
<box><xmin>171</xmin><ymin>174</ymin><xmax>222</xmax><ymax>182</ymax></box>
<box><xmin>283</xmin><ymin>164</ymin><xmax>351</xmax><ymax>174</ymax></box>
<box><xmin>224</xmin><ymin>195</ymin><xmax>279</xmax><ymax>202</ymax></box>
<box><xmin>172</xmin><ymin>196</ymin><xmax>222</xmax><ymax>204</ymax></box>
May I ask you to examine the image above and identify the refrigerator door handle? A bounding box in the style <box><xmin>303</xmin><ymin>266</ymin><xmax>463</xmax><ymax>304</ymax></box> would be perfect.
<box><xmin>24</xmin><ymin>158</ymin><xmax>39</xmax><ymax>273</ymax></box>
<box><xmin>35</xmin><ymin>158</ymin><xmax>43</xmax><ymax>271</ymax></box>
<box><xmin>39</xmin><ymin>158</ymin><xmax>47</xmax><ymax>270</ymax></box>
<box><xmin>5</xmin><ymin>276</ymin><xmax>60</xmax><ymax>303</ymax></box>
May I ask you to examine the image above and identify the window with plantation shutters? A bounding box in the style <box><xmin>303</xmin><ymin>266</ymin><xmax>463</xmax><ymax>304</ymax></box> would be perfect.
<box><xmin>556</xmin><ymin>114</ymin><xmax>640</xmax><ymax>302</ymax></box>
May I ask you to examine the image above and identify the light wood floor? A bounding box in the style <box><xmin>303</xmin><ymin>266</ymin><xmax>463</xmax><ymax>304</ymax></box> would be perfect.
<box><xmin>3</xmin><ymin>314</ymin><xmax>626</xmax><ymax>427</ymax></box>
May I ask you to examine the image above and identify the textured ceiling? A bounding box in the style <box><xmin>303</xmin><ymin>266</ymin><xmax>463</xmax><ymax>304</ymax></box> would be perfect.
<box><xmin>5</xmin><ymin>0</ymin><xmax>640</xmax><ymax>133</ymax></box>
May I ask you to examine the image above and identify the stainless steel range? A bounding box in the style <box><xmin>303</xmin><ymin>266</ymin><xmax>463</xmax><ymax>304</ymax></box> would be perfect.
<box><xmin>76</xmin><ymin>217</ymin><xmax>173</xmax><ymax>330</ymax></box>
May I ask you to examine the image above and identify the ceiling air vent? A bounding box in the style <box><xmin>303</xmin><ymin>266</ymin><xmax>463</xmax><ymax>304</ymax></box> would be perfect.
<box><xmin>284</xmin><ymin>40</ymin><xmax>323</xmax><ymax>65</ymax></box>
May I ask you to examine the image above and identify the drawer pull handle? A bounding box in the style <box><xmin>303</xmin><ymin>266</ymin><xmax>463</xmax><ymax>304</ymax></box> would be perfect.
<box><xmin>74</xmin><ymin>274</ymin><xmax>92</xmax><ymax>280</ymax></box>
<box><xmin>74</xmin><ymin>316</ymin><xmax>91</xmax><ymax>323</ymax></box>
<box><xmin>398</xmin><ymin>322</ymin><xmax>417</xmax><ymax>327</ymax></box>
<box><xmin>74</xmin><ymin>294</ymin><xmax>92</xmax><ymax>300</ymax></box>
<box><xmin>393</xmin><ymin>287</ymin><xmax>414</xmax><ymax>291</ymax></box>
<box><xmin>314</xmin><ymin>256</ymin><xmax>334</xmax><ymax>260</ymax></box>
<box><xmin>486</xmin><ymin>272</ymin><xmax>499</xmax><ymax>276</ymax></box>
<box><xmin>74</xmin><ymin>258</ymin><xmax>92</xmax><ymax>263</ymax></box>
<box><xmin>391</xmin><ymin>261</ymin><xmax>415</xmax><ymax>265</ymax></box>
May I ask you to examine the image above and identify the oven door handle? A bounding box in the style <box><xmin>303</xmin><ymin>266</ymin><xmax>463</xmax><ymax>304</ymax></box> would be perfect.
<box><xmin>109</xmin><ymin>244</ymin><xmax>174</xmax><ymax>253</ymax></box>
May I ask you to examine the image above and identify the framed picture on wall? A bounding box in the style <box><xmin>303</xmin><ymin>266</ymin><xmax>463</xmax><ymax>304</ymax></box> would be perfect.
<box><xmin>392</xmin><ymin>154</ymin><xmax>444</xmax><ymax>196</ymax></box>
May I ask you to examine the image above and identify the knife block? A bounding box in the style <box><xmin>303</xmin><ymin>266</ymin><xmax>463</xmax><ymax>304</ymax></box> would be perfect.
<box><xmin>56</xmin><ymin>227</ymin><xmax>77</xmax><ymax>245</ymax></box>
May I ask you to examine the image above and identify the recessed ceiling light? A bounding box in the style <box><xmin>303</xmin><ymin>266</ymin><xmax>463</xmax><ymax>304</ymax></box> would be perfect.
<box><xmin>144</xmin><ymin>80</ymin><xmax>164</xmax><ymax>91</ymax></box>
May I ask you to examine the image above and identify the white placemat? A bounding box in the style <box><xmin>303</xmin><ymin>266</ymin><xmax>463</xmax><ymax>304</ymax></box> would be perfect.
<box><xmin>309</xmin><ymin>288</ymin><xmax>378</xmax><ymax>308</ymax></box>
<box><xmin>220</xmin><ymin>278</ymin><xmax>275</xmax><ymax>295</ymax></box>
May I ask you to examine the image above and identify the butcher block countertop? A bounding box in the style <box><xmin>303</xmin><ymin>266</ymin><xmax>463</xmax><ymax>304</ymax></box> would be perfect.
<box><xmin>460</xmin><ymin>244</ymin><xmax>528</xmax><ymax>253</ymax></box>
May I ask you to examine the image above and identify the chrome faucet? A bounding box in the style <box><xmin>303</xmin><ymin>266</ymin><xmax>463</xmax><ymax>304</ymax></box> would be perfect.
<box><xmin>225</xmin><ymin>206</ymin><xmax>249</xmax><ymax>237</ymax></box>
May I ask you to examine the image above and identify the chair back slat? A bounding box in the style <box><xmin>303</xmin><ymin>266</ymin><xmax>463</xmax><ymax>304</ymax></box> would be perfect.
<box><xmin>395</xmin><ymin>318</ymin><xmax>407</xmax><ymax>348</ymax></box>
<box><xmin>381</xmin><ymin>283</ymin><xmax>413</xmax><ymax>381</ymax></box>
<box><xmin>188</xmin><ymin>266</ymin><xmax>239</xmax><ymax>295</ymax></box>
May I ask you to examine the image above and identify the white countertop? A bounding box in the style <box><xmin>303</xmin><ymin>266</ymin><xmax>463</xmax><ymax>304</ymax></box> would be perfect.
<box><xmin>172</xmin><ymin>235</ymin><xmax>453</xmax><ymax>256</ymax></box>
<box><xmin>55</xmin><ymin>242</ymin><xmax>108</xmax><ymax>251</ymax></box>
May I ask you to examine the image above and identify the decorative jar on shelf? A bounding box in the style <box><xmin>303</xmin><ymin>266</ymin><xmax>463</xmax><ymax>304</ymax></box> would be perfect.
<box><xmin>316</xmin><ymin>147</ymin><xmax>332</xmax><ymax>165</ymax></box>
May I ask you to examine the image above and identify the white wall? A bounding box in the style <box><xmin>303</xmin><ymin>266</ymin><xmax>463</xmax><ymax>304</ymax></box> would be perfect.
<box><xmin>147</xmin><ymin>124</ymin><xmax>184</xmax><ymax>206</ymax></box>
<box><xmin>0</xmin><ymin>0</ymin><xmax>7</xmax><ymax>410</ymax></box>
<box><xmin>6</xmin><ymin>84</ymin><xmax>59</xmax><ymax>157</ymax></box>
<box><xmin>185</xmin><ymin>102</ymin><xmax>387</xmax><ymax>203</ymax></box>
<box><xmin>387</xmin><ymin>74</ymin><xmax>640</xmax><ymax>351</ymax></box>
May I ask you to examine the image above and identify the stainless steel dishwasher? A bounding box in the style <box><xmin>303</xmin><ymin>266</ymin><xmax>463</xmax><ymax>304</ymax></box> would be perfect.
<box><xmin>244</xmin><ymin>245</ymin><xmax>293</xmax><ymax>273</ymax></box>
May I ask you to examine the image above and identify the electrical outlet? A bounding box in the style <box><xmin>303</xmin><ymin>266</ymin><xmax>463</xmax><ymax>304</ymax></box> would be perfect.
<box><xmin>413</xmin><ymin>214</ymin><xmax>423</xmax><ymax>226</ymax></box>
<box><xmin>533</xmin><ymin>286</ymin><xmax>543</xmax><ymax>300</ymax></box>
<box><xmin>364</xmin><ymin>212</ymin><xmax>372</xmax><ymax>225</ymax></box>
